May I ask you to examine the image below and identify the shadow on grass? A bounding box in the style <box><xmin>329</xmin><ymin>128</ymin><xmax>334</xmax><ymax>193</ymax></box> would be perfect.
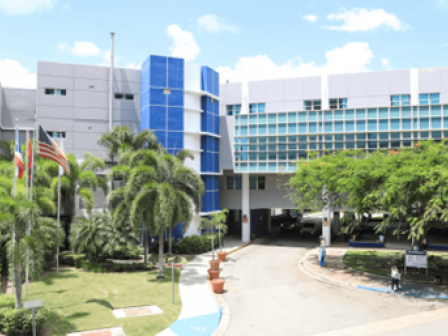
<box><xmin>42</xmin><ymin>271</ymin><xmax>79</xmax><ymax>285</ymax></box>
<box><xmin>66</xmin><ymin>311</ymin><xmax>91</xmax><ymax>319</ymax></box>
<box><xmin>85</xmin><ymin>298</ymin><xmax>114</xmax><ymax>310</ymax></box>
<box><xmin>47</xmin><ymin>310</ymin><xmax>77</xmax><ymax>335</ymax></box>
<box><xmin>32</xmin><ymin>289</ymin><xmax>67</xmax><ymax>295</ymax></box>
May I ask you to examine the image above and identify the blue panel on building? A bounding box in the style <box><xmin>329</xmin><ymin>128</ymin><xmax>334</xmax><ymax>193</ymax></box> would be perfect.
<box><xmin>168</xmin><ymin>107</ymin><xmax>184</xmax><ymax>131</ymax></box>
<box><xmin>140</xmin><ymin>107</ymin><xmax>150</xmax><ymax>131</ymax></box>
<box><xmin>168</xmin><ymin>89</ymin><xmax>184</xmax><ymax>107</ymax></box>
<box><xmin>214</xmin><ymin>70</ymin><xmax>220</xmax><ymax>97</ymax></box>
<box><xmin>168</xmin><ymin>57</ymin><xmax>184</xmax><ymax>89</ymax></box>
<box><xmin>171</xmin><ymin>222</ymin><xmax>183</xmax><ymax>240</ymax></box>
<box><xmin>150</xmin><ymin>88</ymin><xmax>166</xmax><ymax>105</ymax></box>
<box><xmin>149</xmin><ymin>105</ymin><xmax>166</xmax><ymax>130</ymax></box>
<box><xmin>150</xmin><ymin>55</ymin><xmax>167</xmax><ymax>87</ymax></box>
<box><xmin>154</xmin><ymin>131</ymin><xmax>167</xmax><ymax>148</ymax></box>
<box><xmin>167</xmin><ymin>132</ymin><xmax>184</xmax><ymax>149</ymax></box>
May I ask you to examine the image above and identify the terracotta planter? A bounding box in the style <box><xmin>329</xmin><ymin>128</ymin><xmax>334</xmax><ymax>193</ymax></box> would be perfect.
<box><xmin>209</xmin><ymin>259</ymin><xmax>221</xmax><ymax>269</ymax></box>
<box><xmin>166</xmin><ymin>263</ymin><xmax>183</xmax><ymax>268</ymax></box>
<box><xmin>217</xmin><ymin>251</ymin><xmax>228</xmax><ymax>262</ymax></box>
<box><xmin>208</xmin><ymin>268</ymin><xmax>221</xmax><ymax>280</ymax></box>
<box><xmin>211</xmin><ymin>279</ymin><xmax>225</xmax><ymax>293</ymax></box>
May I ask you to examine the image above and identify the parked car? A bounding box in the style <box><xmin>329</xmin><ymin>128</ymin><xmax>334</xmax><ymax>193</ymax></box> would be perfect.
<box><xmin>300</xmin><ymin>217</ymin><xmax>322</xmax><ymax>236</ymax></box>
<box><xmin>272</xmin><ymin>211</ymin><xmax>302</xmax><ymax>232</ymax></box>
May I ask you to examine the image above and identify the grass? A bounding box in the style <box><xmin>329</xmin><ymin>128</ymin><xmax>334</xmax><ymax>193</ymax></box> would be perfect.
<box><xmin>27</xmin><ymin>267</ymin><xmax>182</xmax><ymax>336</ymax></box>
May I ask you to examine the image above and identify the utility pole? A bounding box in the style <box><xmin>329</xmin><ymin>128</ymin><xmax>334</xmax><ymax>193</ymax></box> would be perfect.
<box><xmin>108</xmin><ymin>32</ymin><xmax>115</xmax><ymax>132</ymax></box>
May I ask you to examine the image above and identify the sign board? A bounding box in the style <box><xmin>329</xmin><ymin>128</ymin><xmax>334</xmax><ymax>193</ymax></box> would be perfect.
<box><xmin>23</xmin><ymin>299</ymin><xmax>42</xmax><ymax>309</ymax></box>
<box><xmin>404</xmin><ymin>250</ymin><xmax>428</xmax><ymax>276</ymax></box>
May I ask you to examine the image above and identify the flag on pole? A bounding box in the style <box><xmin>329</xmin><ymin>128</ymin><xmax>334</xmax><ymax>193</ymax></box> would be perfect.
<box><xmin>14</xmin><ymin>127</ymin><xmax>24</xmax><ymax>179</ymax></box>
<box><xmin>58</xmin><ymin>139</ymin><xmax>65</xmax><ymax>176</ymax></box>
<box><xmin>27</xmin><ymin>134</ymin><xmax>32</xmax><ymax>178</ymax></box>
<box><xmin>37</xmin><ymin>125</ymin><xmax>70</xmax><ymax>175</ymax></box>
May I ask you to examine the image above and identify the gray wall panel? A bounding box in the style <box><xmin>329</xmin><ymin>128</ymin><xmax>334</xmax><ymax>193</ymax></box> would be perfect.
<box><xmin>39</xmin><ymin>118</ymin><xmax>74</xmax><ymax>131</ymax></box>
<box><xmin>265</xmin><ymin>79</ymin><xmax>284</xmax><ymax>103</ymax></box>
<box><xmin>328</xmin><ymin>74</ymin><xmax>348</xmax><ymax>98</ymax></box>
<box><xmin>389</xmin><ymin>70</ymin><xmax>410</xmax><ymax>94</ymax></box>
<box><xmin>113</xmin><ymin>81</ymin><xmax>141</xmax><ymax>94</ymax></box>
<box><xmin>223</xmin><ymin>83</ymin><xmax>241</xmax><ymax>105</ymax></box>
<box><xmin>113</xmin><ymin>109</ymin><xmax>140</xmax><ymax>122</ymax></box>
<box><xmin>419</xmin><ymin>68</ymin><xmax>441</xmax><ymax>93</ymax></box>
<box><xmin>74</xmin><ymin>65</ymin><xmax>108</xmax><ymax>80</ymax></box>
<box><xmin>284</xmin><ymin>78</ymin><xmax>303</xmax><ymax>101</ymax></box>
<box><xmin>248</xmin><ymin>81</ymin><xmax>265</xmax><ymax>103</ymax></box>
<box><xmin>37</xmin><ymin>75</ymin><xmax>74</xmax><ymax>90</ymax></box>
<box><xmin>38</xmin><ymin>62</ymin><xmax>74</xmax><ymax>77</ymax></box>
<box><xmin>74</xmin><ymin>107</ymin><xmax>107</xmax><ymax>120</ymax></box>
<box><xmin>347</xmin><ymin>73</ymin><xmax>369</xmax><ymax>98</ymax></box>
<box><xmin>284</xmin><ymin>100</ymin><xmax>303</xmax><ymax>111</ymax></box>
<box><xmin>112</xmin><ymin>121</ymin><xmax>139</xmax><ymax>133</ymax></box>
<box><xmin>73</xmin><ymin>132</ymin><xmax>105</xmax><ymax>150</ymax></box>
<box><xmin>368</xmin><ymin>72</ymin><xmax>390</xmax><ymax>96</ymax></box>
<box><xmin>440</xmin><ymin>92</ymin><xmax>448</xmax><ymax>104</ymax></box>
<box><xmin>113</xmin><ymin>96</ymin><xmax>140</xmax><ymax>110</ymax></box>
<box><xmin>219</xmin><ymin>116</ymin><xmax>234</xmax><ymax>170</ymax></box>
<box><xmin>74</xmin><ymin>120</ymin><xmax>108</xmax><ymax>133</ymax></box>
<box><xmin>440</xmin><ymin>68</ymin><xmax>448</xmax><ymax>92</ymax></box>
<box><xmin>266</xmin><ymin>101</ymin><xmax>285</xmax><ymax>112</ymax></box>
<box><xmin>113</xmin><ymin>68</ymin><xmax>141</xmax><ymax>83</ymax></box>
<box><xmin>2</xmin><ymin>88</ymin><xmax>36</xmax><ymax>128</ymax></box>
<box><xmin>75</xmin><ymin>78</ymin><xmax>108</xmax><ymax>91</ymax></box>
<box><xmin>74</xmin><ymin>91</ymin><xmax>108</xmax><ymax>108</ymax></box>
<box><xmin>36</xmin><ymin>106</ymin><xmax>74</xmax><ymax>119</ymax></box>
<box><xmin>302</xmin><ymin>76</ymin><xmax>320</xmax><ymax>99</ymax></box>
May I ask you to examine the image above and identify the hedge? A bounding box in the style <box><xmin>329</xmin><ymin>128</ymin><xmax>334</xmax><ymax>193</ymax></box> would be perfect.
<box><xmin>0</xmin><ymin>305</ymin><xmax>48</xmax><ymax>336</ymax></box>
<box><xmin>150</xmin><ymin>233</ymin><xmax>224</xmax><ymax>255</ymax></box>
<box><xmin>75</xmin><ymin>259</ymin><xmax>152</xmax><ymax>273</ymax></box>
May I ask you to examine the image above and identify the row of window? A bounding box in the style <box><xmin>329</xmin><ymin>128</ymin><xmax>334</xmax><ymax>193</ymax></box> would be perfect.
<box><xmin>47</xmin><ymin>131</ymin><xmax>66</xmax><ymax>139</ymax></box>
<box><xmin>44</xmin><ymin>88</ymin><xmax>134</xmax><ymax>100</ymax></box>
<box><xmin>227</xmin><ymin>93</ymin><xmax>441</xmax><ymax>115</ymax></box>
<box><xmin>235</xmin><ymin>106</ymin><xmax>448</xmax><ymax>124</ymax></box>
<box><xmin>235</xmin><ymin>117</ymin><xmax>448</xmax><ymax>136</ymax></box>
<box><xmin>226</xmin><ymin>175</ymin><xmax>266</xmax><ymax>190</ymax></box>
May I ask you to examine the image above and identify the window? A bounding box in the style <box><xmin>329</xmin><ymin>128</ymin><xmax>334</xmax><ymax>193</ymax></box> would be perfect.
<box><xmin>250</xmin><ymin>175</ymin><xmax>266</xmax><ymax>190</ymax></box>
<box><xmin>390</xmin><ymin>94</ymin><xmax>410</xmax><ymax>106</ymax></box>
<box><xmin>114</xmin><ymin>93</ymin><xmax>134</xmax><ymax>100</ymax></box>
<box><xmin>226</xmin><ymin>176</ymin><xmax>234</xmax><ymax>190</ymax></box>
<box><xmin>227</xmin><ymin>104</ymin><xmax>241</xmax><ymax>116</ymax></box>
<box><xmin>45</xmin><ymin>88</ymin><xmax>66</xmax><ymax>96</ymax></box>
<box><xmin>249</xmin><ymin>103</ymin><xmax>266</xmax><ymax>114</ymax></box>
<box><xmin>304</xmin><ymin>100</ymin><xmax>321</xmax><ymax>111</ymax></box>
<box><xmin>420</xmin><ymin>93</ymin><xmax>439</xmax><ymax>105</ymax></box>
<box><xmin>235</xmin><ymin>176</ymin><xmax>242</xmax><ymax>190</ymax></box>
<box><xmin>329</xmin><ymin>98</ymin><xmax>347</xmax><ymax>109</ymax></box>
<box><xmin>47</xmin><ymin>131</ymin><xmax>66</xmax><ymax>139</ymax></box>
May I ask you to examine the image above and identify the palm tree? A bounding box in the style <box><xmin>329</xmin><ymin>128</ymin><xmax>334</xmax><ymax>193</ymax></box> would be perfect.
<box><xmin>70</xmin><ymin>210</ymin><xmax>138</xmax><ymax>261</ymax></box>
<box><xmin>128</xmin><ymin>151</ymin><xmax>204</xmax><ymax>279</ymax></box>
<box><xmin>211</xmin><ymin>209</ymin><xmax>229</xmax><ymax>252</ymax></box>
<box><xmin>0</xmin><ymin>196</ymin><xmax>63</xmax><ymax>308</ymax></box>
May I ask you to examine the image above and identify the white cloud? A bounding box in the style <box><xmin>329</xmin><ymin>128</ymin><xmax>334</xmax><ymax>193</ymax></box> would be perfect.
<box><xmin>59</xmin><ymin>41</ymin><xmax>102</xmax><ymax>57</ymax></box>
<box><xmin>381</xmin><ymin>58</ymin><xmax>392</xmax><ymax>70</ymax></box>
<box><xmin>0</xmin><ymin>0</ymin><xmax>57</xmax><ymax>15</ymax></box>
<box><xmin>326</xmin><ymin>8</ymin><xmax>408</xmax><ymax>32</ymax></box>
<box><xmin>216</xmin><ymin>42</ymin><xmax>373</xmax><ymax>83</ymax></box>
<box><xmin>166</xmin><ymin>24</ymin><xmax>200</xmax><ymax>61</ymax></box>
<box><xmin>0</xmin><ymin>59</ymin><xmax>36</xmax><ymax>89</ymax></box>
<box><xmin>197</xmin><ymin>14</ymin><xmax>240</xmax><ymax>33</ymax></box>
<box><xmin>437</xmin><ymin>0</ymin><xmax>448</xmax><ymax>8</ymax></box>
<box><xmin>302</xmin><ymin>14</ymin><xmax>318</xmax><ymax>23</ymax></box>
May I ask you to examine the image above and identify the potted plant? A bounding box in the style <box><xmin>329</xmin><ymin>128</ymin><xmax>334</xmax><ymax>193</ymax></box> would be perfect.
<box><xmin>199</xmin><ymin>212</ymin><xmax>226</xmax><ymax>279</ymax></box>
<box><xmin>213</xmin><ymin>209</ymin><xmax>229</xmax><ymax>262</ymax></box>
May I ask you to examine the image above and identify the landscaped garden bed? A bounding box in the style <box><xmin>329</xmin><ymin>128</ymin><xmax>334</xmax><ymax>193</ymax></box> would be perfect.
<box><xmin>344</xmin><ymin>250</ymin><xmax>448</xmax><ymax>280</ymax></box>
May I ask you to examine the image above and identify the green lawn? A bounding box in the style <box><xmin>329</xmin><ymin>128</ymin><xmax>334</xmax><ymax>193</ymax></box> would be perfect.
<box><xmin>27</xmin><ymin>268</ymin><xmax>182</xmax><ymax>336</ymax></box>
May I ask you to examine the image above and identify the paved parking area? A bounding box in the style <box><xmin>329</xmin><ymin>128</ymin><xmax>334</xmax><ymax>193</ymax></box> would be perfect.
<box><xmin>220</xmin><ymin>229</ymin><xmax>448</xmax><ymax>336</ymax></box>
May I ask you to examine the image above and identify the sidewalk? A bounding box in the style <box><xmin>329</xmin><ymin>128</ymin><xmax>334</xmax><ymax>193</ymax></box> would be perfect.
<box><xmin>157</xmin><ymin>235</ymin><xmax>245</xmax><ymax>336</ymax></box>
<box><xmin>301</xmin><ymin>248</ymin><xmax>448</xmax><ymax>299</ymax></box>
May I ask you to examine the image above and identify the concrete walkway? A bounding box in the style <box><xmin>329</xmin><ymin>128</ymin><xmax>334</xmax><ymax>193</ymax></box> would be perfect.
<box><xmin>157</xmin><ymin>235</ymin><xmax>245</xmax><ymax>336</ymax></box>
<box><xmin>302</xmin><ymin>248</ymin><xmax>448</xmax><ymax>299</ymax></box>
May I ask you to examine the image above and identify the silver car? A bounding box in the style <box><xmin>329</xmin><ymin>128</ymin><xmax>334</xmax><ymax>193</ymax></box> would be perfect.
<box><xmin>300</xmin><ymin>217</ymin><xmax>322</xmax><ymax>236</ymax></box>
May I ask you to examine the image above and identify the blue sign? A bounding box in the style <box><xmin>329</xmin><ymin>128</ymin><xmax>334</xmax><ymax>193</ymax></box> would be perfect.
<box><xmin>406</xmin><ymin>250</ymin><xmax>427</xmax><ymax>256</ymax></box>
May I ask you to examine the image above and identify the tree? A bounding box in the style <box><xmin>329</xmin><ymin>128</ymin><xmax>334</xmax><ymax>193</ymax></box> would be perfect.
<box><xmin>70</xmin><ymin>210</ymin><xmax>138</xmax><ymax>261</ymax></box>
<box><xmin>212</xmin><ymin>209</ymin><xmax>229</xmax><ymax>252</ymax></box>
<box><xmin>0</xmin><ymin>196</ymin><xmax>63</xmax><ymax>308</ymax></box>
<box><xmin>129</xmin><ymin>151</ymin><xmax>204</xmax><ymax>279</ymax></box>
<box><xmin>199</xmin><ymin>210</ymin><xmax>229</xmax><ymax>271</ymax></box>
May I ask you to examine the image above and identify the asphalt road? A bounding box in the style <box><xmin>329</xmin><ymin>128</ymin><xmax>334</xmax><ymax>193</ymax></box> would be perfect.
<box><xmin>221</xmin><ymin>229</ymin><xmax>448</xmax><ymax>336</ymax></box>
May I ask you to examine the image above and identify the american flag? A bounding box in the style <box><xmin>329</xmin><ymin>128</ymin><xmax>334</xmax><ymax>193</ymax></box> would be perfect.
<box><xmin>37</xmin><ymin>125</ymin><xmax>70</xmax><ymax>175</ymax></box>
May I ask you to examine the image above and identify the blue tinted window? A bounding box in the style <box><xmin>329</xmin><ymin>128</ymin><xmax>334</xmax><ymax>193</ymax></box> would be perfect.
<box><xmin>325</xmin><ymin>143</ymin><xmax>333</xmax><ymax>149</ymax></box>
<box><xmin>379</xmin><ymin>108</ymin><xmax>388</xmax><ymax>118</ymax></box>
<box><xmin>241</xmin><ymin>126</ymin><xmax>247</xmax><ymax>135</ymax></box>
<box><xmin>325</xmin><ymin>135</ymin><xmax>333</xmax><ymax>141</ymax></box>
<box><xmin>368</xmin><ymin>141</ymin><xmax>378</xmax><ymax>149</ymax></box>
<box><xmin>444</xmin><ymin>117</ymin><xmax>448</xmax><ymax>128</ymax></box>
<box><xmin>346</xmin><ymin>121</ymin><xmax>354</xmax><ymax>132</ymax></box>
<box><xmin>379</xmin><ymin>133</ymin><xmax>388</xmax><ymax>140</ymax></box>
<box><xmin>420</xmin><ymin>118</ymin><xmax>430</xmax><ymax>129</ymax></box>
<box><xmin>240</xmin><ymin>163</ymin><xmax>247</xmax><ymax>172</ymax></box>
<box><xmin>357</xmin><ymin>142</ymin><xmax>365</xmax><ymax>148</ymax></box>
<box><xmin>433</xmin><ymin>131</ymin><xmax>442</xmax><ymax>138</ymax></box>
<box><xmin>402</xmin><ymin>107</ymin><xmax>411</xmax><ymax>117</ymax></box>
<box><xmin>309</xmin><ymin>123</ymin><xmax>317</xmax><ymax>133</ymax></box>
<box><xmin>278</xmin><ymin>113</ymin><xmax>286</xmax><ymax>122</ymax></box>
<box><xmin>335</xmin><ymin>134</ymin><xmax>344</xmax><ymax>141</ymax></box>
<box><xmin>403</xmin><ymin>132</ymin><xmax>411</xmax><ymax>139</ymax></box>
<box><xmin>334</xmin><ymin>110</ymin><xmax>343</xmax><ymax>120</ymax></box>
<box><xmin>259</xmin><ymin>152</ymin><xmax>266</xmax><ymax>160</ymax></box>
<box><xmin>309</xmin><ymin>143</ymin><xmax>317</xmax><ymax>150</ymax></box>
<box><xmin>299</xmin><ymin>143</ymin><xmax>307</xmax><ymax>150</ymax></box>
<box><xmin>368</xmin><ymin>133</ymin><xmax>377</xmax><ymax>140</ymax></box>
<box><xmin>288</xmin><ymin>124</ymin><xmax>296</xmax><ymax>134</ymax></box>
<box><xmin>335</xmin><ymin>143</ymin><xmax>344</xmax><ymax>149</ymax></box>
<box><xmin>356</xmin><ymin>109</ymin><xmax>365</xmax><ymax>119</ymax></box>
<box><xmin>390</xmin><ymin>119</ymin><xmax>400</xmax><ymax>130</ymax></box>
<box><xmin>413</xmin><ymin>119</ymin><xmax>419</xmax><ymax>129</ymax></box>
<box><xmin>299</xmin><ymin>123</ymin><xmax>307</xmax><ymax>133</ymax></box>
<box><xmin>269</xmin><ymin>114</ymin><xmax>276</xmax><ymax>123</ymax></box>
<box><xmin>379</xmin><ymin>120</ymin><xmax>388</xmax><ymax>131</ymax></box>
<box><xmin>391</xmin><ymin>132</ymin><xmax>400</xmax><ymax>139</ymax></box>
<box><xmin>259</xmin><ymin>163</ymin><xmax>267</xmax><ymax>171</ymax></box>
<box><xmin>325</xmin><ymin>111</ymin><xmax>333</xmax><ymax>120</ymax></box>
<box><xmin>356</xmin><ymin>121</ymin><xmax>365</xmax><ymax>132</ymax></box>
<box><xmin>258</xmin><ymin>125</ymin><xmax>266</xmax><ymax>135</ymax></box>
<box><xmin>298</xmin><ymin>112</ymin><xmax>307</xmax><ymax>121</ymax></box>
<box><xmin>431</xmin><ymin>106</ymin><xmax>441</xmax><ymax>116</ymax></box>
<box><xmin>390</xmin><ymin>108</ymin><xmax>400</xmax><ymax>118</ymax></box>
<box><xmin>268</xmin><ymin>124</ymin><xmax>276</xmax><ymax>134</ymax></box>
<box><xmin>258</xmin><ymin>114</ymin><xmax>266</xmax><ymax>123</ymax></box>
<box><xmin>420</xmin><ymin>106</ymin><xmax>429</xmax><ymax>116</ymax></box>
<box><xmin>402</xmin><ymin>119</ymin><xmax>411</xmax><ymax>130</ymax></box>
<box><xmin>278</xmin><ymin>124</ymin><xmax>287</xmax><ymax>134</ymax></box>
<box><xmin>299</xmin><ymin>136</ymin><xmax>307</xmax><ymax>142</ymax></box>
<box><xmin>288</xmin><ymin>152</ymin><xmax>297</xmax><ymax>160</ymax></box>
<box><xmin>420</xmin><ymin>94</ymin><xmax>429</xmax><ymax>105</ymax></box>
<box><xmin>335</xmin><ymin>122</ymin><xmax>343</xmax><ymax>132</ymax></box>
<box><xmin>288</xmin><ymin>113</ymin><xmax>297</xmax><ymax>122</ymax></box>
<box><xmin>269</xmin><ymin>163</ymin><xmax>276</xmax><ymax>172</ymax></box>
<box><xmin>368</xmin><ymin>120</ymin><xmax>377</xmax><ymax>131</ymax></box>
<box><xmin>259</xmin><ymin>137</ymin><xmax>267</xmax><ymax>143</ymax></box>
<box><xmin>258</xmin><ymin>103</ymin><xmax>266</xmax><ymax>113</ymax></box>
<box><xmin>249</xmin><ymin>115</ymin><xmax>257</xmax><ymax>124</ymax></box>
<box><xmin>432</xmin><ymin>118</ymin><xmax>442</xmax><ymax>129</ymax></box>
<box><xmin>368</xmin><ymin>109</ymin><xmax>377</xmax><ymax>119</ymax></box>
<box><xmin>345</xmin><ymin>110</ymin><xmax>354</xmax><ymax>119</ymax></box>
<box><xmin>346</xmin><ymin>142</ymin><xmax>355</xmax><ymax>149</ymax></box>
<box><xmin>249</xmin><ymin>125</ymin><xmax>257</xmax><ymax>135</ymax></box>
<box><xmin>324</xmin><ymin>122</ymin><xmax>333</xmax><ymax>132</ymax></box>
<box><xmin>308</xmin><ymin>112</ymin><xmax>317</xmax><ymax>121</ymax></box>
<box><xmin>379</xmin><ymin>141</ymin><xmax>388</xmax><ymax>148</ymax></box>
<box><xmin>346</xmin><ymin>134</ymin><xmax>355</xmax><ymax>140</ymax></box>
<box><xmin>430</xmin><ymin>93</ymin><xmax>440</xmax><ymax>104</ymax></box>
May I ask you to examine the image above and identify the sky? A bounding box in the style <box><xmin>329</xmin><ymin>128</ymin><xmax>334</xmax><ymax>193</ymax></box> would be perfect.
<box><xmin>0</xmin><ymin>0</ymin><xmax>447</xmax><ymax>89</ymax></box>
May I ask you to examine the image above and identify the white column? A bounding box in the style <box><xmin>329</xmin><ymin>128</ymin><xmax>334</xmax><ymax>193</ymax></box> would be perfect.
<box><xmin>241</xmin><ymin>174</ymin><xmax>250</xmax><ymax>243</ymax></box>
<box><xmin>322</xmin><ymin>207</ymin><xmax>331</xmax><ymax>247</ymax></box>
<box><xmin>410</xmin><ymin>68</ymin><xmax>419</xmax><ymax>106</ymax></box>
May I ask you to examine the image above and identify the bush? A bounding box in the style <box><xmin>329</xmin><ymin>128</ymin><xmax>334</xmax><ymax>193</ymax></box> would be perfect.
<box><xmin>0</xmin><ymin>307</ymin><xmax>48</xmax><ymax>336</ymax></box>
<box><xmin>150</xmin><ymin>233</ymin><xmax>224</xmax><ymax>255</ymax></box>
<box><xmin>59</xmin><ymin>252</ymin><xmax>86</xmax><ymax>266</ymax></box>
<box><xmin>76</xmin><ymin>259</ymin><xmax>152</xmax><ymax>273</ymax></box>
<box><xmin>0</xmin><ymin>295</ymin><xmax>15</xmax><ymax>309</ymax></box>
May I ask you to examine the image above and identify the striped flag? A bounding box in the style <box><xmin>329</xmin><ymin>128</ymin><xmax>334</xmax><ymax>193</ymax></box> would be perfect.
<box><xmin>14</xmin><ymin>127</ymin><xmax>24</xmax><ymax>179</ymax></box>
<box><xmin>27</xmin><ymin>135</ymin><xmax>32</xmax><ymax>178</ymax></box>
<box><xmin>37</xmin><ymin>125</ymin><xmax>70</xmax><ymax>175</ymax></box>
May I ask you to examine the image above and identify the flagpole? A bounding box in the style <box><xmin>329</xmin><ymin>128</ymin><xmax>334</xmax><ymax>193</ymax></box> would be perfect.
<box><xmin>25</xmin><ymin>130</ymin><xmax>30</xmax><ymax>298</ymax></box>
<box><xmin>56</xmin><ymin>139</ymin><xmax>63</xmax><ymax>273</ymax></box>
<box><xmin>11</xmin><ymin>119</ymin><xmax>18</xmax><ymax>297</ymax></box>
<box><xmin>30</xmin><ymin>116</ymin><xmax>37</xmax><ymax>201</ymax></box>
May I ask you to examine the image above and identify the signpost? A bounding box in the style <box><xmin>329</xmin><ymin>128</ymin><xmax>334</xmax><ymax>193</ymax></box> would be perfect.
<box><xmin>404</xmin><ymin>250</ymin><xmax>428</xmax><ymax>276</ymax></box>
<box><xmin>23</xmin><ymin>299</ymin><xmax>42</xmax><ymax>336</ymax></box>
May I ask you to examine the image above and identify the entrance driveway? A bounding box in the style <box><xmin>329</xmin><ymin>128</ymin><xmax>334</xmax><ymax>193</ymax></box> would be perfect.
<box><xmin>221</xmin><ymin>230</ymin><xmax>448</xmax><ymax>336</ymax></box>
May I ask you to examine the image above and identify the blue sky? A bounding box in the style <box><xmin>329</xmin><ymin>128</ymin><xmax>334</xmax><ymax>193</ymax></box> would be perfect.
<box><xmin>0</xmin><ymin>0</ymin><xmax>447</xmax><ymax>88</ymax></box>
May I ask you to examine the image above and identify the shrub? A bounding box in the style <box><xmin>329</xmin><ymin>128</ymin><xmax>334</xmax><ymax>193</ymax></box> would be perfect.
<box><xmin>0</xmin><ymin>295</ymin><xmax>15</xmax><ymax>309</ymax></box>
<box><xmin>59</xmin><ymin>252</ymin><xmax>86</xmax><ymax>266</ymax></box>
<box><xmin>76</xmin><ymin>259</ymin><xmax>152</xmax><ymax>273</ymax></box>
<box><xmin>150</xmin><ymin>233</ymin><xmax>223</xmax><ymax>254</ymax></box>
<box><xmin>0</xmin><ymin>307</ymin><xmax>48</xmax><ymax>336</ymax></box>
